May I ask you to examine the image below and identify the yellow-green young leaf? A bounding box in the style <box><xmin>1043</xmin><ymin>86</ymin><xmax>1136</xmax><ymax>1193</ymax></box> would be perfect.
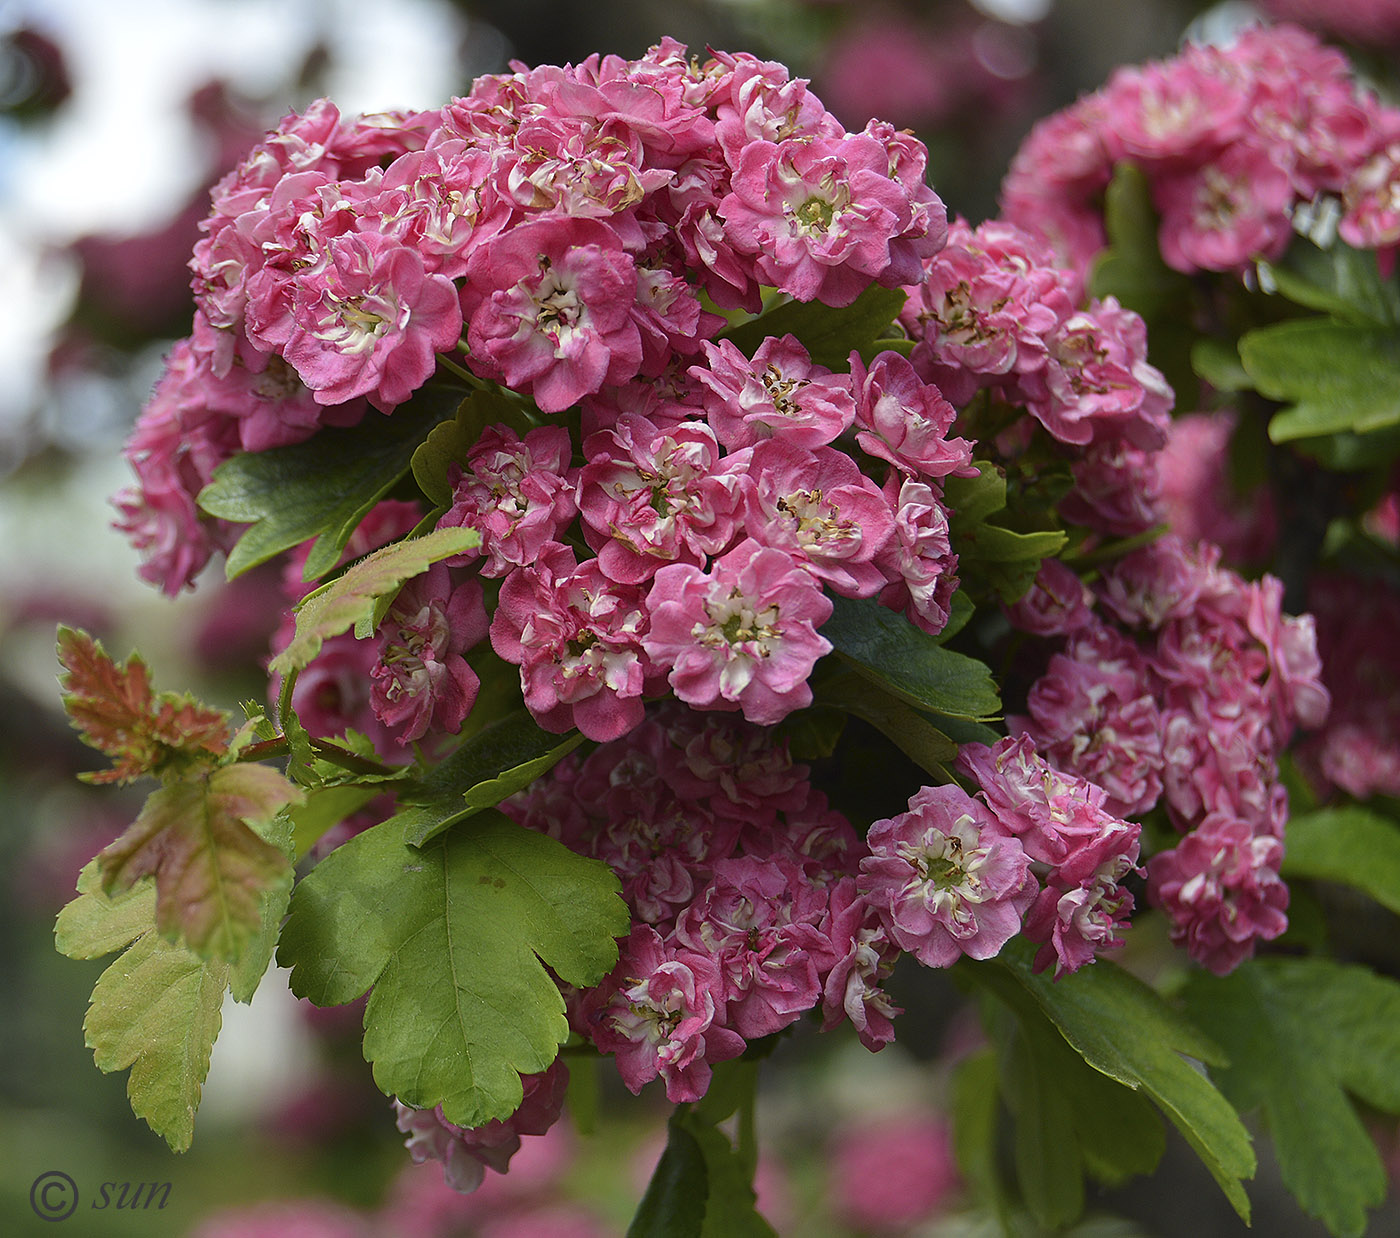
<box><xmin>982</xmin><ymin>940</ymin><xmax>1255</xmax><ymax>1222</ymax></box>
<box><xmin>56</xmin><ymin>861</ymin><xmax>157</xmax><ymax>960</ymax></box>
<box><xmin>277</xmin><ymin>810</ymin><xmax>629</xmax><ymax>1129</ymax></box>
<box><xmin>56</xmin><ymin>864</ymin><xmax>228</xmax><ymax>1152</ymax></box>
<box><xmin>1182</xmin><ymin>958</ymin><xmax>1400</xmax><ymax>1238</ymax></box>
<box><xmin>85</xmin><ymin>929</ymin><xmax>228</xmax><ymax>1153</ymax></box>
<box><xmin>268</xmin><ymin>526</ymin><xmax>480</xmax><ymax>677</ymax></box>
<box><xmin>96</xmin><ymin>764</ymin><xmax>300</xmax><ymax>961</ymax></box>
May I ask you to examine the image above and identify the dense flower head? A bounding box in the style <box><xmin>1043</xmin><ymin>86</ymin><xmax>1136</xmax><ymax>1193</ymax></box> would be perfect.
<box><xmin>1001</xmin><ymin>21</ymin><xmax>1400</xmax><ymax>275</ymax></box>
<box><xmin>491</xmin><ymin>541</ymin><xmax>657</xmax><ymax>742</ymax></box>
<box><xmin>1147</xmin><ymin>813</ymin><xmax>1289</xmax><ymax>974</ymax></box>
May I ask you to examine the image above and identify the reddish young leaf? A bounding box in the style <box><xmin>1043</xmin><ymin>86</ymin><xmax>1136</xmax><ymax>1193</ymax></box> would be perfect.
<box><xmin>56</xmin><ymin>626</ymin><xmax>231</xmax><ymax>784</ymax></box>
<box><xmin>97</xmin><ymin>764</ymin><xmax>302</xmax><ymax>961</ymax></box>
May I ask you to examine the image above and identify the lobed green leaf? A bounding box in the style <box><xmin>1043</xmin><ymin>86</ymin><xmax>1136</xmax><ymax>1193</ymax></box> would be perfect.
<box><xmin>1236</xmin><ymin>319</ymin><xmax>1400</xmax><ymax>443</ymax></box>
<box><xmin>277</xmin><ymin>810</ymin><xmax>628</xmax><ymax>1128</ymax></box>
<box><xmin>56</xmin><ymin>864</ymin><xmax>228</xmax><ymax>1152</ymax></box>
<box><xmin>1181</xmin><ymin>958</ymin><xmax>1400</xmax><ymax>1238</ymax></box>
<box><xmin>411</xmin><ymin>388</ymin><xmax>536</xmax><ymax>506</ymax></box>
<box><xmin>980</xmin><ymin>940</ymin><xmax>1255</xmax><ymax>1222</ymax></box>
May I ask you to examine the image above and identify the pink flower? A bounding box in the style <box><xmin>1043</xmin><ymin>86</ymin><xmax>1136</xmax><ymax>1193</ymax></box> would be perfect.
<box><xmin>848</xmin><ymin>349</ymin><xmax>972</xmax><ymax>480</ymax></box>
<box><xmin>692</xmin><ymin>334</ymin><xmax>854</xmax><ymax>451</ymax></box>
<box><xmin>371</xmin><ymin>566</ymin><xmax>487</xmax><ymax>746</ymax></box>
<box><xmin>1152</xmin><ymin>141</ymin><xmax>1295</xmax><ymax>273</ymax></box>
<box><xmin>462</xmin><ymin>216</ymin><xmax>643</xmax><ymax>412</ymax></box>
<box><xmin>902</xmin><ymin>217</ymin><xmax>1074</xmax><ymax>406</ymax></box>
<box><xmin>579</xmin><ymin>925</ymin><xmax>746</xmax><ymax>1102</ymax></box>
<box><xmin>820</xmin><ymin>880</ymin><xmax>900</xmax><ymax>1050</ymax></box>
<box><xmin>436</xmin><ymin>424</ymin><xmax>578</xmax><ymax>577</ymax></box>
<box><xmin>1004</xmin><ymin>559</ymin><xmax>1096</xmax><ymax>637</ymax></box>
<box><xmin>1147</xmin><ymin>814</ymin><xmax>1289</xmax><ymax>975</ymax></box>
<box><xmin>875</xmin><ymin>476</ymin><xmax>959</xmax><ymax>637</ymax></box>
<box><xmin>276</xmin><ymin>232</ymin><xmax>461</xmax><ymax>409</ymax></box>
<box><xmin>860</xmin><ymin>783</ymin><xmax>1035</xmax><ymax>967</ymax></box>
<box><xmin>742</xmin><ymin>440</ymin><xmax>895</xmax><ymax>598</ymax></box>
<box><xmin>828</xmin><ymin>1114</ymin><xmax>959</xmax><ymax>1231</ymax></box>
<box><xmin>1014</xmin><ymin>627</ymin><xmax>1164</xmax><ymax>819</ymax></box>
<box><xmin>491</xmin><ymin>543</ymin><xmax>655</xmax><ymax>742</ymax></box>
<box><xmin>719</xmin><ymin>130</ymin><xmax>942</xmax><ymax>305</ymax></box>
<box><xmin>674</xmin><ymin>854</ymin><xmax>834</xmax><ymax>1038</ymax></box>
<box><xmin>1022</xmin><ymin>296</ymin><xmax>1173</xmax><ymax>451</ymax></box>
<box><xmin>643</xmin><ymin>539</ymin><xmax>833</xmax><ymax>725</ymax></box>
<box><xmin>579</xmin><ymin>415</ymin><xmax>744</xmax><ymax>584</ymax></box>
<box><xmin>393</xmin><ymin>1059</ymin><xmax>570</xmax><ymax>1195</ymax></box>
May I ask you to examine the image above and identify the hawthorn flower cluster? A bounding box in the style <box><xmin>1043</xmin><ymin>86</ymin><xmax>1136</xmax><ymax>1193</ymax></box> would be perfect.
<box><xmin>104</xmin><ymin>37</ymin><xmax>1339</xmax><ymax>1194</ymax></box>
<box><xmin>1001</xmin><ymin>22</ymin><xmax>1400</xmax><ymax>274</ymax></box>
<box><xmin>116</xmin><ymin>40</ymin><xmax>943</xmax><ymax>596</ymax></box>
<box><xmin>1002</xmin><ymin>535</ymin><xmax>1330</xmax><ymax>974</ymax></box>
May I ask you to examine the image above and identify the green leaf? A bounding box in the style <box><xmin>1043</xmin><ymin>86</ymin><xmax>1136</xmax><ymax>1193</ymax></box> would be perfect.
<box><xmin>1181</xmin><ymin>958</ymin><xmax>1400</xmax><ymax>1238</ymax></box>
<box><xmin>411</xmin><ymin>388</ymin><xmax>536</xmax><ymax>506</ymax></box>
<box><xmin>950</xmin><ymin>1048</ymin><xmax>1008</xmax><ymax>1215</ymax></box>
<box><xmin>398</xmin><ymin>711</ymin><xmax>586</xmax><ymax>847</ymax></box>
<box><xmin>1089</xmin><ymin>163</ymin><xmax>1195</xmax><ymax>321</ymax></box>
<box><xmin>1236</xmin><ymin>320</ymin><xmax>1400</xmax><ymax>442</ymax></box>
<box><xmin>688</xmin><ymin>1117</ymin><xmax>778</xmax><ymax>1238</ymax></box>
<box><xmin>268</xmin><ymin>526</ymin><xmax>479</xmax><ymax>677</ymax></box>
<box><xmin>815</xmin><ymin>669</ymin><xmax>958</xmax><ymax>778</ymax></box>
<box><xmin>199</xmin><ymin>385</ymin><xmax>458</xmax><ymax>581</ymax></box>
<box><xmin>981</xmin><ymin>940</ymin><xmax>1255</xmax><ymax>1221</ymax></box>
<box><xmin>821</xmin><ymin>594</ymin><xmax>1000</xmax><ymax>721</ymax></box>
<box><xmin>985</xmin><ymin>968</ymin><xmax>1166</xmax><ymax>1222</ymax></box>
<box><xmin>286</xmin><ymin>784</ymin><xmax>381</xmax><ymax>860</ymax></box>
<box><xmin>719</xmin><ymin>283</ymin><xmax>907</xmax><ymax>371</ymax></box>
<box><xmin>1191</xmin><ymin>338</ymin><xmax>1252</xmax><ymax>393</ymax></box>
<box><xmin>276</xmin><ymin>810</ymin><xmax>628</xmax><ymax>1127</ymax></box>
<box><xmin>959</xmin><ymin>524</ymin><xmax>1067</xmax><ymax>564</ymax></box>
<box><xmin>1282</xmin><ymin>806</ymin><xmax>1400</xmax><ymax>918</ymax></box>
<box><xmin>943</xmin><ymin>462</ymin><xmax>1009</xmax><ymax>526</ymax></box>
<box><xmin>56</xmin><ymin>865</ymin><xmax>227</xmax><ymax>1152</ymax></box>
<box><xmin>629</xmin><ymin>1115</ymin><xmax>708</xmax><ymax>1238</ymax></box>
<box><xmin>1261</xmin><ymin>239</ymin><xmax>1400</xmax><ymax>327</ymax></box>
<box><xmin>95</xmin><ymin>764</ymin><xmax>300</xmax><ymax>962</ymax></box>
<box><xmin>1000</xmin><ymin>1015</ymin><xmax>1086</xmax><ymax>1227</ymax></box>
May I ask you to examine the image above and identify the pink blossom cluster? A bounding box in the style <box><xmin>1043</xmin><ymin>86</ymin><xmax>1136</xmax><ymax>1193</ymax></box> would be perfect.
<box><xmin>899</xmin><ymin>216</ymin><xmax>1173</xmax><ymax>455</ymax></box>
<box><xmin>1005</xmin><ymin>536</ymin><xmax>1329</xmax><ymax>974</ymax></box>
<box><xmin>117</xmin><ymin>40</ymin><xmax>947</xmax><ymax>594</ymax></box>
<box><xmin>503</xmin><ymin>705</ymin><xmax>904</xmax><ymax>1101</ymax></box>
<box><xmin>1001</xmin><ymin>22</ymin><xmax>1400</xmax><ymax>274</ymax></box>
<box><xmin>268</xmin><ymin>500</ymin><xmax>489</xmax><ymax>758</ymax></box>
<box><xmin>472</xmin><ymin>338</ymin><xmax>970</xmax><ymax>741</ymax></box>
<box><xmin>1297</xmin><ymin>573</ymin><xmax>1400</xmax><ymax>801</ymax></box>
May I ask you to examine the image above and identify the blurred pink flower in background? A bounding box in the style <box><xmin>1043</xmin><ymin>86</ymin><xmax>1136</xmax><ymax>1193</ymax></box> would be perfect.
<box><xmin>828</xmin><ymin>1111</ymin><xmax>960</xmax><ymax>1231</ymax></box>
